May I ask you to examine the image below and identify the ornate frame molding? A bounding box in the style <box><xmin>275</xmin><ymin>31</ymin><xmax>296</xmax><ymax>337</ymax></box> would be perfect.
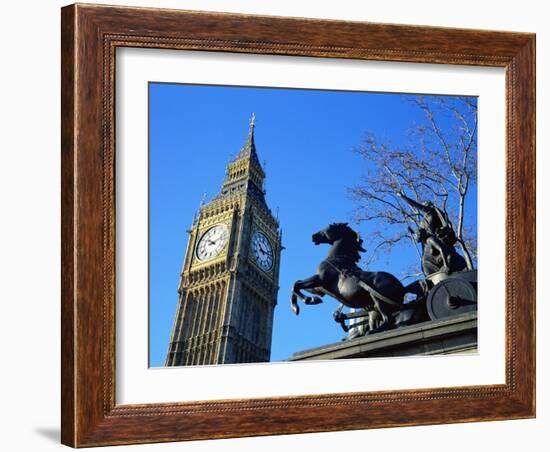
<box><xmin>61</xmin><ymin>4</ymin><xmax>535</xmax><ymax>447</ymax></box>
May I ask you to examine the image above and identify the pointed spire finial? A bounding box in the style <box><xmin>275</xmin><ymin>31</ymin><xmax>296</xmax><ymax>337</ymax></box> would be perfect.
<box><xmin>250</xmin><ymin>112</ymin><xmax>256</xmax><ymax>129</ymax></box>
<box><xmin>231</xmin><ymin>112</ymin><xmax>260</xmax><ymax>164</ymax></box>
<box><xmin>247</xmin><ymin>112</ymin><xmax>256</xmax><ymax>141</ymax></box>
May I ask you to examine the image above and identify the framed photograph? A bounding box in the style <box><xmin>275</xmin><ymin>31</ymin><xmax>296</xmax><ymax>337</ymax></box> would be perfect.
<box><xmin>61</xmin><ymin>3</ymin><xmax>535</xmax><ymax>447</ymax></box>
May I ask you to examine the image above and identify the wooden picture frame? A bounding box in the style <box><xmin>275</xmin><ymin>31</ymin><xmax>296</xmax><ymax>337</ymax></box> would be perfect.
<box><xmin>61</xmin><ymin>3</ymin><xmax>535</xmax><ymax>447</ymax></box>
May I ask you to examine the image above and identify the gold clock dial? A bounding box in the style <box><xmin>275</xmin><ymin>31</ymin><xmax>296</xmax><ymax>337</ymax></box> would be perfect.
<box><xmin>196</xmin><ymin>224</ymin><xmax>229</xmax><ymax>261</ymax></box>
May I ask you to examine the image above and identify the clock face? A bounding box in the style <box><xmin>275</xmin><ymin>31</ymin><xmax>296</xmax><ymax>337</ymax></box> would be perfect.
<box><xmin>196</xmin><ymin>224</ymin><xmax>229</xmax><ymax>261</ymax></box>
<box><xmin>251</xmin><ymin>231</ymin><xmax>274</xmax><ymax>271</ymax></box>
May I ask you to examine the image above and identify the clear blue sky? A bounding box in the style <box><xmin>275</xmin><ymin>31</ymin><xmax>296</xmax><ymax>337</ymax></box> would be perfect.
<box><xmin>148</xmin><ymin>82</ymin><xmax>477</xmax><ymax>367</ymax></box>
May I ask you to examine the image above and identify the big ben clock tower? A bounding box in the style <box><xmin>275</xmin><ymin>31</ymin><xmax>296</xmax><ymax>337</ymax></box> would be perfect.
<box><xmin>165</xmin><ymin>114</ymin><xmax>282</xmax><ymax>366</ymax></box>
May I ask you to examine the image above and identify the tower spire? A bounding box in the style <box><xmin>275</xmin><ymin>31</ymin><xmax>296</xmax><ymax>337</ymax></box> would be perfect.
<box><xmin>234</xmin><ymin>112</ymin><xmax>261</xmax><ymax>166</ymax></box>
<box><xmin>250</xmin><ymin>112</ymin><xmax>256</xmax><ymax>131</ymax></box>
<box><xmin>218</xmin><ymin>113</ymin><xmax>267</xmax><ymax>205</ymax></box>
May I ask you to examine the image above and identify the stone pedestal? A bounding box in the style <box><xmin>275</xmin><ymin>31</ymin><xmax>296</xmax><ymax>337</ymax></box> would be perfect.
<box><xmin>289</xmin><ymin>311</ymin><xmax>477</xmax><ymax>361</ymax></box>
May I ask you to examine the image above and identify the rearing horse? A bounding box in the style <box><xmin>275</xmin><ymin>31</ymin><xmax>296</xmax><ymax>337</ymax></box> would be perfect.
<box><xmin>291</xmin><ymin>223</ymin><xmax>406</xmax><ymax>331</ymax></box>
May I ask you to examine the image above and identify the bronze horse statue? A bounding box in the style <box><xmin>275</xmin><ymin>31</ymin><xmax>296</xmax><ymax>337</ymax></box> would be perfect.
<box><xmin>291</xmin><ymin>223</ymin><xmax>408</xmax><ymax>332</ymax></box>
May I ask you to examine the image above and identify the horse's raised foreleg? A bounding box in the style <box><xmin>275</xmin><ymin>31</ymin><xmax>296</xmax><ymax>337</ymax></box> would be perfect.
<box><xmin>291</xmin><ymin>274</ymin><xmax>324</xmax><ymax>315</ymax></box>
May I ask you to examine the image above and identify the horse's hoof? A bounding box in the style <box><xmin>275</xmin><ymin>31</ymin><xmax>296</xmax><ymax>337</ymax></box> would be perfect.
<box><xmin>291</xmin><ymin>302</ymin><xmax>300</xmax><ymax>316</ymax></box>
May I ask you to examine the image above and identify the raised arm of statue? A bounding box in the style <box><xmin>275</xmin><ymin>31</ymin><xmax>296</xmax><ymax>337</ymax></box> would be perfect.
<box><xmin>397</xmin><ymin>192</ymin><xmax>433</xmax><ymax>216</ymax></box>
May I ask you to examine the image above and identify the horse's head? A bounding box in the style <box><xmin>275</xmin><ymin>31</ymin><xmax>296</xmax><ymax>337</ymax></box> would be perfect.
<box><xmin>312</xmin><ymin>223</ymin><xmax>366</xmax><ymax>252</ymax></box>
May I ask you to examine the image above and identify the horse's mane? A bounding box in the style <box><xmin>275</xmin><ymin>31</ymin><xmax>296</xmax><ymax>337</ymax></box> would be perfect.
<box><xmin>330</xmin><ymin>222</ymin><xmax>357</xmax><ymax>237</ymax></box>
<box><xmin>330</xmin><ymin>222</ymin><xmax>365</xmax><ymax>253</ymax></box>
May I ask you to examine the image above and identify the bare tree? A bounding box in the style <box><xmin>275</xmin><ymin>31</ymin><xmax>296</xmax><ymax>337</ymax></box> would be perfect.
<box><xmin>349</xmin><ymin>96</ymin><xmax>477</xmax><ymax>277</ymax></box>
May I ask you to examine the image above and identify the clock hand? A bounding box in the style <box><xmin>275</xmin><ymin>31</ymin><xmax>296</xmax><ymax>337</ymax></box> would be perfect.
<box><xmin>259</xmin><ymin>244</ymin><xmax>272</xmax><ymax>256</ymax></box>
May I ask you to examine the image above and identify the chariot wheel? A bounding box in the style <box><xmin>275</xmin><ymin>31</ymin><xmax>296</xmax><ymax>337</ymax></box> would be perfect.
<box><xmin>426</xmin><ymin>277</ymin><xmax>477</xmax><ymax>320</ymax></box>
